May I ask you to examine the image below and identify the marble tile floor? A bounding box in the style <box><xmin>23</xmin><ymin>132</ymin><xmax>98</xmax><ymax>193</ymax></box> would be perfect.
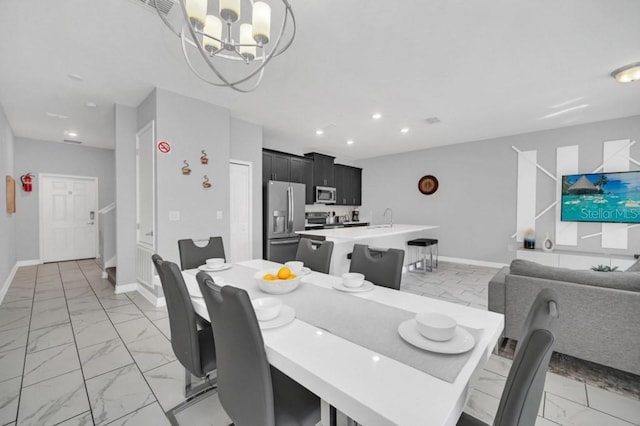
<box><xmin>0</xmin><ymin>259</ymin><xmax>638</xmax><ymax>425</ymax></box>
<box><xmin>402</xmin><ymin>261</ymin><xmax>640</xmax><ymax>426</ymax></box>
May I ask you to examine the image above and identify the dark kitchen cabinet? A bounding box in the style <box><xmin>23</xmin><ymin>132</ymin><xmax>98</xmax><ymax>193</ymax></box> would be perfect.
<box><xmin>263</xmin><ymin>151</ymin><xmax>290</xmax><ymax>184</ymax></box>
<box><xmin>334</xmin><ymin>164</ymin><xmax>362</xmax><ymax>206</ymax></box>
<box><xmin>290</xmin><ymin>156</ymin><xmax>314</xmax><ymax>204</ymax></box>
<box><xmin>305</xmin><ymin>152</ymin><xmax>335</xmax><ymax>187</ymax></box>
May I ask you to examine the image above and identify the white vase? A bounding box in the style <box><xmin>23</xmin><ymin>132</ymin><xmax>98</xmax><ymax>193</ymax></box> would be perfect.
<box><xmin>542</xmin><ymin>232</ymin><xmax>554</xmax><ymax>252</ymax></box>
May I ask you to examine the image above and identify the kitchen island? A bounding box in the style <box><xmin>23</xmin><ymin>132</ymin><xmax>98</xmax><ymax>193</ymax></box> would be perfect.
<box><xmin>296</xmin><ymin>224</ymin><xmax>438</xmax><ymax>275</ymax></box>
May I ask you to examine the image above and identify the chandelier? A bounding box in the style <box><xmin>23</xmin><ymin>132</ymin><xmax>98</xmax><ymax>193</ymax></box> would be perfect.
<box><xmin>155</xmin><ymin>0</ymin><xmax>296</xmax><ymax>92</ymax></box>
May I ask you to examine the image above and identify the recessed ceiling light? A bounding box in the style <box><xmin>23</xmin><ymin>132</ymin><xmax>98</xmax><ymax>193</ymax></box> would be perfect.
<box><xmin>611</xmin><ymin>62</ymin><xmax>640</xmax><ymax>83</ymax></box>
<box><xmin>346</xmin><ymin>139</ymin><xmax>354</xmax><ymax>145</ymax></box>
<box><xmin>86</xmin><ymin>102</ymin><xmax>97</xmax><ymax>108</ymax></box>
<box><xmin>372</xmin><ymin>113</ymin><xmax>382</xmax><ymax>119</ymax></box>
<box><xmin>68</xmin><ymin>73</ymin><xmax>84</xmax><ymax>81</ymax></box>
<box><xmin>64</xmin><ymin>130</ymin><xmax>78</xmax><ymax>137</ymax></box>
<box><xmin>400</xmin><ymin>127</ymin><xmax>409</xmax><ymax>133</ymax></box>
<box><xmin>315</xmin><ymin>129</ymin><xmax>324</xmax><ymax>135</ymax></box>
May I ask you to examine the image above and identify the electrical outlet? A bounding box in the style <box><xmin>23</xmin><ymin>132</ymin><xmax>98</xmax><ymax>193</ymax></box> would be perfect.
<box><xmin>169</xmin><ymin>211</ymin><xmax>180</xmax><ymax>221</ymax></box>
<box><xmin>216</xmin><ymin>211</ymin><xmax>223</xmax><ymax>220</ymax></box>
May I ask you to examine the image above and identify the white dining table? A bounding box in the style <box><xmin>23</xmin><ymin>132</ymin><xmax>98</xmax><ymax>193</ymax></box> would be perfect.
<box><xmin>182</xmin><ymin>259</ymin><xmax>504</xmax><ymax>426</ymax></box>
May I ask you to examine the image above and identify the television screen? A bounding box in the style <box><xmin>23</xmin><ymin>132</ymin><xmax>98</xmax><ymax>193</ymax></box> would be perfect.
<box><xmin>561</xmin><ymin>171</ymin><xmax>640</xmax><ymax>223</ymax></box>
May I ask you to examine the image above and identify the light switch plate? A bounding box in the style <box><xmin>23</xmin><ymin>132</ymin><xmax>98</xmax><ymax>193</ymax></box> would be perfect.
<box><xmin>216</xmin><ymin>210</ymin><xmax>223</xmax><ymax>220</ymax></box>
<box><xmin>169</xmin><ymin>211</ymin><xmax>180</xmax><ymax>221</ymax></box>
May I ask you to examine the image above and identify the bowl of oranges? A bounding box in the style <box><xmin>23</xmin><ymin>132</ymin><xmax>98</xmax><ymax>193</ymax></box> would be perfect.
<box><xmin>254</xmin><ymin>266</ymin><xmax>301</xmax><ymax>294</ymax></box>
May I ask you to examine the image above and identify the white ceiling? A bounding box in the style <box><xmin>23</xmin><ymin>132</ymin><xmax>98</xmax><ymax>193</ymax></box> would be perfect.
<box><xmin>0</xmin><ymin>0</ymin><xmax>639</xmax><ymax>160</ymax></box>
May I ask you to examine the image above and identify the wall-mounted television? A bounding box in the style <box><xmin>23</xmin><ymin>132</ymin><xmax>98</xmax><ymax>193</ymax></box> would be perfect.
<box><xmin>561</xmin><ymin>171</ymin><xmax>640</xmax><ymax>223</ymax></box>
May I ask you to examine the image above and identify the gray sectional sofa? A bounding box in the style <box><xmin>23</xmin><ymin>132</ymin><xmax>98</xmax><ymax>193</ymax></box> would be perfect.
<box><xmin>489</xmin><ymin>258</ymin><xmax>640</xmax><ymax>376</ymax></box>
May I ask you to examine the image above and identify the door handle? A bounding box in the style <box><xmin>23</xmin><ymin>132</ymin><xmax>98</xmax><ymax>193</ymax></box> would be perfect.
<box><xmin>145</xmin><ymin>231</ymin><xmax>154</xmax><ymax>236</ymax></box>
<box><xmin>270</xmin><ymin>239</ymin><xmax>299</xmax><ymax>245</ymax></box>
<box><xmin>87</xmin><ymin>222</ymin><xmax>94</xmax><ymax>225</ymax></box>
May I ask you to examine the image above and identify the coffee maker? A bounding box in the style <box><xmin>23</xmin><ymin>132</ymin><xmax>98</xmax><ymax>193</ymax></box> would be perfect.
<box><xmin>351</xmin><ymin>208</ymin><xmax>360</xmax><ymax>222</ymax></box>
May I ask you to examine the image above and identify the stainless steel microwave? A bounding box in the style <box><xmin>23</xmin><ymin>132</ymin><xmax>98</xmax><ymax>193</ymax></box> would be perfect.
<box><xmin>315</xmin><ymin>186</ymin><xmax>336</xmax><ymax>204</ymax></box>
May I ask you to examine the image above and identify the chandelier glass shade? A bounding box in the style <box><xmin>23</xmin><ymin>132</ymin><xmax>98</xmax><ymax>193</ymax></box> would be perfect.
<box><xmin>155</xmin><ymin>0</ymin><xmax>296</xmax><ymax>92</ymax></box>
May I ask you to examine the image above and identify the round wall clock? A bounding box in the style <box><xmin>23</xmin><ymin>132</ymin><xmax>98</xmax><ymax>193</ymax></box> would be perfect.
<box><xmin>418</xmin><ymin>175</ymin><xmax>439</xmax><ymax>195</ymax></box>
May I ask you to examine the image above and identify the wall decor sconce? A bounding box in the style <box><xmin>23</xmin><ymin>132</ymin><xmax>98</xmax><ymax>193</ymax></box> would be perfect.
<box><xmin>182</xmin><ymin>160</ymin><xmax>192</xmax><ymax>175</ymax></box>
<box><xmin>202</xmin><ymin>175</ymin><xmax>212</xmax><ymax>189</ymax></box>
<box><xmin>200</xmin><ymin>150</ymin><xmax>209</xmax><ymax>165</ymax></box>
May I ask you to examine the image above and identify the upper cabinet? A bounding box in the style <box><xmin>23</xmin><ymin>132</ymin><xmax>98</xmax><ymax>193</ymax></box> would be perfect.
<box><xmin>304</xmin><ymin>152</ymin><xmax>335</xmax><ymax>187</ymax></box>
<box><xmin>334</xmin><ymin>164</ymin><xmax>362</xmax><ymax>206</ymax></box>
<box><xmin>263</xmin><ymin>151</ymin><xmax>291</xmax><ymax>184</ymax></box>
<box><xmin>263</xmin><ymin>149</ymin><xmax>361</xmax><ymax>206</ymax></box>
<box><xmin>289</xmin><ymin>156</ymin><xmax>314</xmax><ymax>204</ymax></box>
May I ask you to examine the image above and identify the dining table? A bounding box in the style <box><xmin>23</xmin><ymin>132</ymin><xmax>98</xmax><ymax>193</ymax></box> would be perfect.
<box><xmin>182</xmin><ymin>259</ymin><xmax>504</xmax><ymax>426</ymax></box>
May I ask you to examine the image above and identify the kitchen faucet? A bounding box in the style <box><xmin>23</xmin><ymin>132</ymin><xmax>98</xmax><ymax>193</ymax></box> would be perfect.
<box><xmin>383</xmin><ymin>208</ymin><xmax>393</xmax><ymax>227</ymax></box>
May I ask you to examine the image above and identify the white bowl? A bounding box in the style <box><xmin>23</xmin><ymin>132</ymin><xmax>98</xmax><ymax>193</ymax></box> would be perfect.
<box><xmin>415</xmin><ymin>312</ymin><xmax>457</xmax><ymax>341</ymax></box>
<box><xmin>284</xmin><ymin>261</ymin><xmax>304</xmax><ymax>275</ymax></box>
<box><xmin>342</xmin><ymin>272</ymin><xmax>365</xmax><ymax>288</ymax></box>
<box><xmin>206</xmin><ymin>258</ymin><xmax>225</xmax><ymax>267</ymax></box>
<box><xmin>254</xmin><ymin>270</ymin><xmax>301</xmax><ymax>295</ymax></box>
<box><xmin>251</xmin><ymin>297</ymin><xmax>283</xmax><ymax>321</ymax></box>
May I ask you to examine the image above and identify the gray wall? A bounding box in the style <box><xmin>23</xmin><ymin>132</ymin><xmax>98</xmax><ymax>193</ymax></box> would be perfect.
<box><xmin>115</xmin><ymin>104</ymin><xmax>138</xmax><ymax>287</ymax></box>
<box><xmin>14</xmin><ymin>138</ymin><xmax>116</xmax><ymax>261</ymax></box>
<box><xmin>154</xmin><ymin>89</ymin><xmax>231</xmax><ymax>264</ymax></box>
<box><xmin>0</xmin><ymin>105</ymin><xmax>16</xmax><ymax>291</ymax></box>
<box><xmin>231</xmin><ymin>117</ymin><xmax>263</xmax><ymax>258</ymax></box>
<box><xmin>358</xmin><ymin>115</ymin><xmax>640</xmax><ymax>264</ymax></box>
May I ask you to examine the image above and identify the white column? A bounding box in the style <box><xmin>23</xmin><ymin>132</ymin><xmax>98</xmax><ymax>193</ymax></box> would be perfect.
<box><xmin>516</xmin><ymin>150</ymin><xmax>537</xmax><ymax>242</ymax></box>
<box><xmin>556</xmin><ymin>146</ymin><xmax>579</xmax><ymax>246</ymax></box>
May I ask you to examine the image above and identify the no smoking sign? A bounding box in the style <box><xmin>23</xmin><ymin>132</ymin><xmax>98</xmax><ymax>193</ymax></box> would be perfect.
<box><xmin>157</xmin><ymin>141</ymin><xmax>171</xmax><ymax>154</ymax></box>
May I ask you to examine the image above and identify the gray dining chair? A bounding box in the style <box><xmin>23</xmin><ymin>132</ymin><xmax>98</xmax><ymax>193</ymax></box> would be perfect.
<box><xmin>458</xmin><ymin>288</ymin><xmax>559</xmax><ymax>426</ymax></box>
<box><xmin>152</xmin><ymin>255</ymin><xmax>217</xmax><ymax>425</ymax></box>
<box><xmin>178</xmin><ymin>236</ymin><xmax>226</xmax><ymax>270</ymax></box>
<box><xmin>295</xmin><ymin>237</ymin><xmax>334</xmax><ymax>274</ymax></box>
<box><xmin>196</xmin><ymin>271</ymin><xmax>321</xmax><ymax>426</ymax></box>
<box><xmin>349</xmin><ymin>244</ymin><xmax>405</xmax><ymax>290</ymax></box>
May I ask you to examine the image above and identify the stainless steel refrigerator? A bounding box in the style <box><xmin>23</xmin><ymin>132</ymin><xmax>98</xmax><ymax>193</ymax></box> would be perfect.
<box><xmin>265</xmin><ymin>180</ymin><xmax>305</xmax><ymax>263</ymax></box>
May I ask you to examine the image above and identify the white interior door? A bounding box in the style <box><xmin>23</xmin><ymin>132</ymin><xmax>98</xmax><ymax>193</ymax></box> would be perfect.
<box><xmin>40</xmin><ymin>174</ymin><xmax>98</xmax><ymax>262</ymax></box>
<box><xmin>230</xmin><ymin>160</ymin><xmax>252</xmax><ymax>262</ymax></box>
<box><xmin>137</xmin><ymin>121</ymin><xmax>155</xmax><ymax>249</ymax></box>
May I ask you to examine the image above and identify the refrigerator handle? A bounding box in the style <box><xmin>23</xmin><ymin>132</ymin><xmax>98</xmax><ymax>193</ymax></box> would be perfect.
<box><xmin>289</xmin><ymin>185</ymin><xmax>294</xmax><ymax>232</ymax></box>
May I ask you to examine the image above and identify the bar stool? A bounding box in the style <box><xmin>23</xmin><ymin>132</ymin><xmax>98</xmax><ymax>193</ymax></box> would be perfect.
<box><xmin>407</xmin><ymin>238</ymin><xmax>438</xmax><ymax>273</ymax></box>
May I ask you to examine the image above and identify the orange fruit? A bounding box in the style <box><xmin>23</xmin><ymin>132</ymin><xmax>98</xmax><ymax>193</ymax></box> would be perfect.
<box><xmin>263</xmin><ymin>274</ymin><xmax>276</xmax><ymax>281</ymax></box>
<box><xmin>277</xmin><ymin>267</ymin><xmax>291</xmax><ymax>280</ymax></box>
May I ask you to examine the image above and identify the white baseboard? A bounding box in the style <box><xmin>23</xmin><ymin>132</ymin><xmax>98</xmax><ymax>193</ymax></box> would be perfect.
<box><xmin>0</xmin><ymin>263</ymin><xmax>19</xmax><ymax>305</ymax></box>
<box><xmin>17</xmin><ymin>259</ymin><xmax>42</xmax><ymax>266</ymax></box>
<box><xmin>115</xmin><ymin>282</ymin><xmax>137</xmax><ymax>294</ymax></box>
<box><xmin>439</xmin><ymin>256</ymin><xmax>508</xmax><ymax>269</ymax></box>
<box><xmin>136</xmin><ymin>283</ymin><xmax>167</xmax><ymax>307</ymax></box>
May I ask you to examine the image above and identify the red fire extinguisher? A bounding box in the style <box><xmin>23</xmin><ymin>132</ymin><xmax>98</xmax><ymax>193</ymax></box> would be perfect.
<box><xmin>20</xmin><ymin>173</ymin><xmax>34</xmax><ymax>192</ymax></box>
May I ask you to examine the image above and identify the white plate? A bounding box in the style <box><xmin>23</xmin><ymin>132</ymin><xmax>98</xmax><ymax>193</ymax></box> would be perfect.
<box><xmin>332</xmin><ymin>280</ymin><xmax>375</xmax><ymax>293</ymax></box>
<box><xmin>259</xmin><ymin>305</ymin><xmax>295</xmax><ymax>330</ymax></box>
<box><xmin>398</xmin><ymin>320</ymin><xmax>475</xmax><ymax>354</ymax></box>
<box><xmin>198</xmin><ymin>263</ymin><xmax>232</xmax><ymax>272</ymax></box>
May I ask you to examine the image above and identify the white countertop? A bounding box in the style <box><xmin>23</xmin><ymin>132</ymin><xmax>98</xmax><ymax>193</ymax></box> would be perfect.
<box><xmin>297</xmin><ymin>224</ymin><xmax>438</xmax><ymax>241</ymax></box>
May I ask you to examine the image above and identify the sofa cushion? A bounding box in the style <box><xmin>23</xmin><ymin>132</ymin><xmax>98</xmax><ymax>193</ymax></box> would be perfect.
<box><xmin>626</xmin><ymin>258</ymin><xmax>640</xmax><ymax>272</ymax></box>
<box><xmin>510</xmin><ymin>259</ymin><xmax>640</xmax><ymax>292</ymax></box>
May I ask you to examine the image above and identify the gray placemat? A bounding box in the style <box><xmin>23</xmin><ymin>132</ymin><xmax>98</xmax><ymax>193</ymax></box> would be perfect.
<box><xmin>277</xmin><ymin>283</ymin><xmax>479</xmax><ymax>383</ymax></box>
<box><xmin>191</xmin><ymin>265</ymin><xmax>478</xmax><ymax>383</ymax></box>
